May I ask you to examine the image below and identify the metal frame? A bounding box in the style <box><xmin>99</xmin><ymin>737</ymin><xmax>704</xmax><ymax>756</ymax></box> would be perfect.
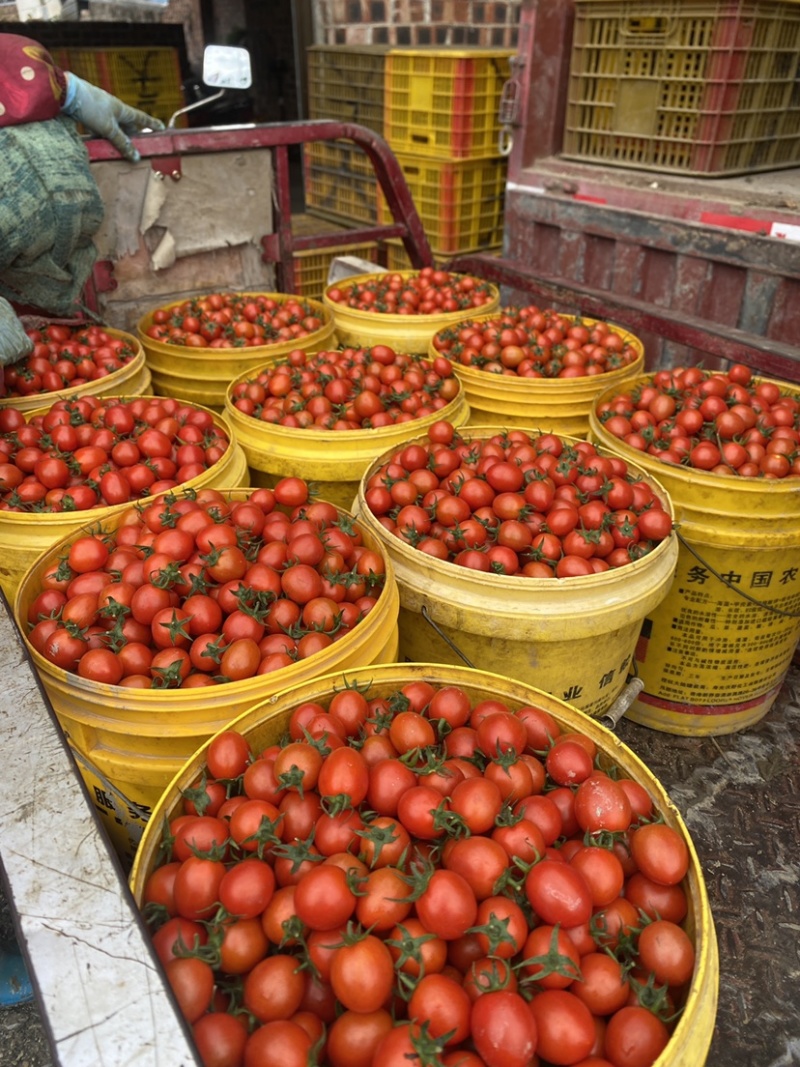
<box><xmin>84</xmin><ymin>117</ymin><xmax>800</xmax><ymax>381</ymax></box>
<box><xmin>86</xmin><ymin>119</ymin><xmax>434</xmax><ymax>298</ymax></box>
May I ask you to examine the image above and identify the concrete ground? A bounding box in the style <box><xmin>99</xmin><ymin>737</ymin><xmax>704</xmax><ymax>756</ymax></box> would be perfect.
<box><xmin>0</xmin><ymin>889</ymin><xmax>52</xmax><ymax>1067</ymax></box>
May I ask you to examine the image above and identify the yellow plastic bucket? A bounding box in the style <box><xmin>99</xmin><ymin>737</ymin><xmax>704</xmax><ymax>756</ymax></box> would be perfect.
<box><xmin>137</xmin><ymin>294</ymin><xmax>336</xmax><ymax>408</ymax></box>
<box><xmin>13</xmin><ymin>492</ymin><xmax>400</xmax><ymax>868</ymax></box>
<box><xmin>0</xmin><ymin>399</ymin><xmax>248</xmax><ymax>602</ymax></box>
<box><xmin>323</xmin><ymin>270</ymin><xmax>501</xmax><ymax>354</ymax></box>
<box><xmin>129</xmin><ymin>662</ymin><xmax>718</xmax><ymax>1067</ymax></box>
<box><xmin>429</xmin><ymin>313</ymin><xmax>645</xmax><ymax>436</ymax></box>
<box><xmin>0</xmin><ymin>327</ymin><xmax>152</xmax><ymax>413</ymax></box>
<box><xmin>224</xmin><ymin>365</ymin><xmax>471</xmax><ymax>511</ymax></box>
<box><xmin>353</xmin><ymin>427</ymin><xmax>679</xmax><ymax>718</ymax></box>
<box><xmin>590</xmin><ymin>374</ymin><xmax>800</xmax><ymax>735</ymax></box>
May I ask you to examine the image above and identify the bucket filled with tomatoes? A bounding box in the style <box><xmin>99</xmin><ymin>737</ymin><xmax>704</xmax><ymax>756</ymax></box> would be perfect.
<box><xmin>137</xmin><ymin>292</ymin><xmax>336</xmax><ymax>408</ymax></box>
<box><xmin>0</xmin><ymin>320</ymin><xmax>151</xmax><ymax>413</ymax></box>
<box><xmin>430</xmin><ymin>305</ymin><xmax>644</xmax><ymax>436</ymax></box>
<box><xmin>0</xmin><ymin>394</ymin><xmax>248</xmax><ymax>600</ymax></box>
<box><xmin>589</xmin><ymin>365</ymin><xmax>800</xmax><ymax>736</ymax></box>
<box><xmin>323</xmin><ymin>268</ymin><xmax>501</xmax><ymax>354</ymax></box>
<box><xmin>13</xmin><ymin>480</ymin><xmax>400</xmax><ymax>867</ymax></box>
<box><xmin>225</xmin><ymin>343</ymin><xmax>470</xmax><ymax>510</ymax></box>
<box><xmin>129</xmin><ymin>662</ymin><xmax>718</xmax><ymax>1067</ymax></box>
<box><xmin>353</xmin><ymin>420</ymin><xmax>678</xmax><ymax>718</ymax></box>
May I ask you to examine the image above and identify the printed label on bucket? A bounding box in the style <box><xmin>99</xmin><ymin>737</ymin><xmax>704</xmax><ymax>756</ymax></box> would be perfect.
<box><xmin>87</xmin><ymin>774</ymin><xmax>148</xmax><ymax>871</ymax></box>
<box><xmin>71</xmin><ymin>751</ymin><xmax>150</xmax><ymax>871</ymax></box>
<box><xmin>633</xmin><ymin>540</ymin><xmax>800</xmax><ymax>722</ymax></box>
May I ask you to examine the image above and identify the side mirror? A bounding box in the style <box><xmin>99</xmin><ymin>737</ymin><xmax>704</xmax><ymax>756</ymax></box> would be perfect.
<box><xmin>168</xmin><ymin>46</ymin><xmax>252</xmax><ymax>127</ymax></box>
<box><xmin>202</xmin><ymin>45</ymin><xmax>252</xmax><ymax>90</ymax></box>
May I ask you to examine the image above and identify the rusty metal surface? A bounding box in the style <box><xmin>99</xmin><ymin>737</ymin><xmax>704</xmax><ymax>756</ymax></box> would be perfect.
<box><xmin>503</xmin><ymin>185</ymin><xmax>800</xmax><ymax>279</ymax></box>
<box><xmin>615</xmin><ymin>666</ymin><xmax>800</xmax><ymax>1067</ymax></box>
<box><xmin>498</xmin><ymin>0</ymin><xmax>800</xmax><ymax>360</ymax></box>
<box><xmin>496</xmin><ymin>187</ymin><xmax>800</xmax><ymax>355</ymax></box>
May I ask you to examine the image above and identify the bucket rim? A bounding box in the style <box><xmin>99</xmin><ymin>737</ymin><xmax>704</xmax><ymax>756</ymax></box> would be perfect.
<box><xmin>136</xmin><ymin>292</ymin><xmax>335</xmax><ymax>357</ymax></box>
<box><xmin>323</xmin><ymin>269</ymin><xmax>501</xmax><ymax>328</ymax></box>
<box><xmin>0</xmin><ymin>327</ymin><xmax>146</xmax><ymax>411</ymax></box>
<box><xmin>0</xmin><ymin>398</ymin><xmax>240</xmax><ymax>529</ymax></box>
<box><xmin>224</xmin><ymin>379</ymin><xmax>469</xmax><ymax>445</ymax></box>
<box><xmin>354</xmin><ymin>421</ymin><xmax>678</xmax><ymax>594</ymax></box>
<box><xmin>431</xmin><ymin>309</ymin><xmax>646</xmax><ymax>383</ymax></box>
<box><xmin>590</xmin><ymin>371</ymin><xmax>800</xmax><ymax>491</ymax></box>
<box><xmin>13</xmin><ymin>489</ymin><xmax>400</xmax><ymax>711</ymax></box>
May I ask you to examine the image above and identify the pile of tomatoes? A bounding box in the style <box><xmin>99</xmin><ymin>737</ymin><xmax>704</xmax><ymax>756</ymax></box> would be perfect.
<box><xmin>596</xmin><ymin>364</ymin><xmax>800</xmax><ymax>478</ymax></box>
<box><xmin>431</xmin><ymin>307</ymin><xmax>640</xmax><ymax>379</ymax></box>
<box><xmin>24</xmin><ymin>480</ymin><xmax>388</xmax><ymax>687</ymax></box>
<box><xmin>0</xmin><ymin>396</ymin><xmax>231</xmax><ymax>513</ymax></box>
<box><xmin>362</xmin><ymin>422</ymin><xmax>672</xmax><ymax>578</ymax></box>
<box><xmin>325</xmin><ymin>268</ymin><xmax>497</xmax><ymax>316</ymax></box>
<box><xmin>3</xmin><ymin>322</ymin><xmax>138</xmax><ymax>398</ymax></box>
<box><xmin>229</xmin><ymin>346</ymin><xmax>460</xmax><ymax>430</ymax></box>
<box><xmin>143</xmin><ymin>293</ymin><xmax>327</xmax><ymax>350</ymax></box>
<box><xmin>141</xmin><ymin>678</ymin><xmax>695</xmax><ymax>1067</ymax></box>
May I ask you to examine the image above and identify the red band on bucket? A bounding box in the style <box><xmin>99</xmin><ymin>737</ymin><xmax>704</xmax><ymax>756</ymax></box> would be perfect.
<box><xmin>637</xmin><ymin>682</ymin><xmax>784</xmax><ymax>717</ymax></box>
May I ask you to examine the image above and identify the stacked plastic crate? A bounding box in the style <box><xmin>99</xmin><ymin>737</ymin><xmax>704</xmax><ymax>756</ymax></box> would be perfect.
<box><xmin>303</xmin><ymin>45</ymin><xmax>514</xmax><ymax>277</ymax></box>
<box><xmin>561</xmin><ymin>0</ymin><xmax>800</xmax><ymax>177</ymax></box>
<box><xmin>303</xmin><ymin>45</ymin><xmax>390</xmax><ymax>233</ymax></box>
<box><xmin>291</xmin><ymin>211</ymin><xmax>385</xmax><ymax>298</ymax></box>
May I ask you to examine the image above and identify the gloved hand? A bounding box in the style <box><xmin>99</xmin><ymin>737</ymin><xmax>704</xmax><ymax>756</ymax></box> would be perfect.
<box><xmin>0</xmin><ymin>298</ymin><xmax>33</xmax><ymax>368</ymax></box>
<box><xmin>61</xmin><ymin>72</ymin><xmax>165</xmax><ymax>163</ymax></box>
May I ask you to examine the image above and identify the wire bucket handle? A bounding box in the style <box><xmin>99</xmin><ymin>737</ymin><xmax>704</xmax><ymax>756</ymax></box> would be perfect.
<box><xmin>420</xmin><ymin>604</ymin><xmax>477</xmax><ymax>668</ymax></box>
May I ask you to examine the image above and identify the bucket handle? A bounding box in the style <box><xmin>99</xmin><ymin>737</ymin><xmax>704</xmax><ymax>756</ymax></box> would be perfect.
<box><xmin>598</xmin><ymin>677</ymin><xmax>645</xmax><ymax>732</ymax></box>
<box><xmin>420</xmin><ymin>605</ymin><xmax>477</xmax><ymax>669</ymax></box>
<box><xmin>68</xmin><ymin>742</ymin><xmax>152</xmax><ymax>824</ymax></box>
<box><xmin>421</xmin><ymin>604</ymin><xmax>645</xmax><ymax>732</ymax></box>
<box><xmin>677</xmin><ymin>532</ymin><xmax>800</xmax><ymax>619</ymax></box>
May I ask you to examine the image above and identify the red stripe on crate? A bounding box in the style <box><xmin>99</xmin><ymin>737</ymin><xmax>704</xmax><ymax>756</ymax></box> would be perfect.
<box><xmin>699</xmin><ymin>212</ymin><xmax>773</xmax><ymax>235</ymax></box>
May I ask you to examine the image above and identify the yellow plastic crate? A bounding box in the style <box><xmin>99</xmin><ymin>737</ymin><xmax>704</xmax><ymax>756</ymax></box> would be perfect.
<box><xmin>383</xmin><ymin>238</ymin><xmax>414</xmax><ymax>273</ymax></box>
<box><xmin>294</xmin><ymin>241</ymin><xmax>382</xmax><ymax>299</ymax></box>
<box><xmin>56</xmin><ymin>47</ymin><xmax>186</xmax><ymax>129</ymax></box>
<box><xmin>101</xmin><ymin>47</ymin><xmax>184</xmax><ymax>108</ymax></box>
<box><xmin>384</xmin><ymin>49</ymin><xmax>514</xmax><ymax>159</ymax></box>
<box><xmin>563</xmin><ymin>0</ymin><xmax>800</xmax><ymax>176</ymax></box>
<box><xmin>133</xmin><ymin>93</ymin><xmax>187</xmax><ymax>129</ymax></box>
<box><xmin>307</xmin><ymin>45</ymin><xmax>389</xmax><ymax>132</ymax></box>
<box><xmin>382</xmin><ymin>239</ymin><xmax>500</xmax><ymax>273</ymax></box>
<box><xmin>379</xmin><ymin>153</ymin><xmax>508</xmax><ymax>255</ymax></box>
<box><xmin>303</xmin><ymin>141</ymin><xmax>380</xmax><ymax>226</ymax></box>
<box><xmin>54</xmin><ymin>48</ymin><xmax>106</xmax><ymax>94</ymax></box>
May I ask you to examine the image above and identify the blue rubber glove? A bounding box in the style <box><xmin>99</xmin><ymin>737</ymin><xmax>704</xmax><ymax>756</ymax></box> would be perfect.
<box><xmin>0</xmin><ymin>943</ymin><xmax>33</xmax><ymax>1008</ymax></box>
<box><xmin>0</xmin><ymin>299</ymin><xmax>33</xmax><ymax>368</ymax></box>
<box><xmin>61</xmin><ymin>72</ymin><xmax>165</xmax><ymax>162</ymax></box>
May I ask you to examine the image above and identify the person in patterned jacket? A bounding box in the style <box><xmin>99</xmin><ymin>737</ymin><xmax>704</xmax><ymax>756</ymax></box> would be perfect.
<box><xmin>0</xmin><ymin>33</ymin><xmax>163</xmax><ymax>386</ymax></box>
